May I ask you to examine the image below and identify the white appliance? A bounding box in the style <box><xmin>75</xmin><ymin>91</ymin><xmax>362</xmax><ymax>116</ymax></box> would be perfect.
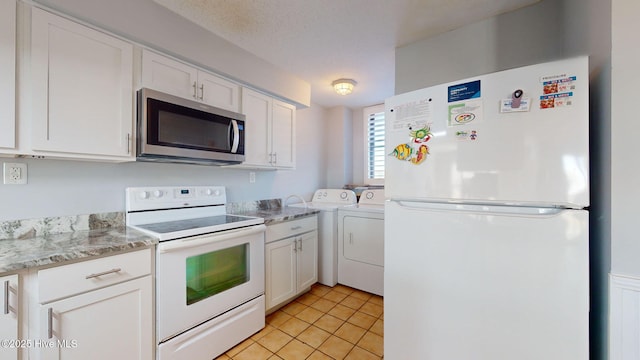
<box><xmin>126</xmin><ymin>186</ymin><xmax>266</xmax><ymax>360</ymax></box>
<box><xmin>384</xmin><ymin>57</ymin><xmax>590</xmax><ymax>359</ymax></box>
<box><xmin>289</xmin><ymin>189</ymin><xmax>357</xmax><ymax>286</ymax></box>
<box><xmin>338</xmin><ymin>189</ymin><xmax>385</xmax><ymax>296</ymax></box>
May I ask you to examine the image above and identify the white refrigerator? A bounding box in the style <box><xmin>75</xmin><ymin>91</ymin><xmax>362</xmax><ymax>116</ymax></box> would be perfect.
<box><xmin>384</xmin><ymin>57</ymin><xmax>589</xmax><ymax>359</ymax></box>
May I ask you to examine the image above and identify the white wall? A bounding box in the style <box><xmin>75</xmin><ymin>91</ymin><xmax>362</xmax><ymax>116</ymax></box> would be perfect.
<box><xmin>325</xmin><ymin>106</ymin><xmax>353</xmax><ymax>188</ymax></box>
<box><xmin>611</xmin><ymin>0</ymin><xmax>640</xmax><ymax>278</ymax></box>
<box><xmin>0</xmin><ymin>104</ymin><xmax>327</xmax><ymax>221</ymax></box>
<box><xmin>32</xmin><ymin>0</ymin><xmax>310</xmax><ymax>107</ymax></box>
<box><xmin>395</xmin><ymin>1</ymin><xmax>563</xmax><ymax>94</ymax></box>
<box><xmin>351</xmin><ymin>107</ymin><xmax>365</xmax><ymax>185</ymax></box>
<box><xmin>395</xmin><ymin>1</ymin><xmax>611</xmax><ymax>358</ymax></box>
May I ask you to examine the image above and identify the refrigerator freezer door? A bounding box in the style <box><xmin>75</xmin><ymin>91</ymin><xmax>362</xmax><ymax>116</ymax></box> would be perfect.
<box><xmin>384</xmin><ymin>200</ymin><xmax>589</xmax><ymax>360</ymax></box>
<box><xmin>385</xmin><ymin>57</ymin><xmax>589</xmax><ymax>208</ymax></box>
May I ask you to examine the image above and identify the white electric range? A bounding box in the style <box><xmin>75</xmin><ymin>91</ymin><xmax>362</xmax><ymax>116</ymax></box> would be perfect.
<box><xmin>126</xmin><ymin>186</ymin><xmax>266</xmax><ymax>360</ymax></box>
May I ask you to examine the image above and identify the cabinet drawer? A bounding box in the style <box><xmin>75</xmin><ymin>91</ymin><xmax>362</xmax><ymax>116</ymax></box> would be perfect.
<box><xmin>38</xmin><ymin>248</ymin><xmax>152</xmax><ymax>303</ymax></box>
<box><xmin>266</xmin><ymin>215</ymin><xmax>317</xmax><ymax>243</ymax></box>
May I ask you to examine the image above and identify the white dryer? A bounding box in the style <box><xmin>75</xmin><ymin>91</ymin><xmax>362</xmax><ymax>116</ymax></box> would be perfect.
<box><xmin>338</xmin><ymin>189</ymin><xmax>385</xmax><ymax>296</ymax></box>
<box><xmin>289</xmin><ymin>189</ymin><xmax>357</xmax><ymax>286</ymax></box>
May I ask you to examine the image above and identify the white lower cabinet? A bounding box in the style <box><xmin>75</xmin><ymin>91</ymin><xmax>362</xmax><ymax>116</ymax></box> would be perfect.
<box><xmin>265</xmin><ymin>216</ymin><xmax>317</xmax><ymax>312</ymax></box>
<box><xmin>33</xmin><ymin>249</ymin><xmax>153</xmax><ymax>360</ymax></box>
<box><xmin>39</xmin><ymin>276</ymin><xmax>152</xmax><ymax>360</ymax></box>
<box><xmin>0</xmin><ymin>274</ymin><xmax>19</xmax><ymax>360</ymax></box>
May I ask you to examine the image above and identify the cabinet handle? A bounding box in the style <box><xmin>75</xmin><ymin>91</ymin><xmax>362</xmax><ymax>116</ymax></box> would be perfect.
<box><xmin>293</xmin><ymin>239</ymin><xmax>297</xmax><ymax>253</ymax></box>
<box><xmin>85</xmin><ymin>268</ymin><xmax>121</xmax><ymax>279</ymax></box>
<box><xmin>273</xmin><ymin>152</ymin><xmax>277</xmax><ymax>164</ymax></box>
<box><xmin>126</xmin><ymin>133</ymin><xmax>131</xmax><ymax>154</ymax></box>
<box><xmin>291</xmin><ymin>226</ymin><xmax>302</xmax><ymax>231</ymax></box>
<box><xmin>192</xmin><ymin>81</ymin><xmax>198</xmax><ymax>99</ymax></box>
<box><xmin>299</xmin><ymin>238</ymin><xmax>303</xmax><ymax>251</ymax></box>
<box><xmin>47</xmin><ymin>308</ymin><xmax>53</xmax><ymax>339</ymax></box>
<box><xmin>199</xmin><ymin>84</ymin><xmax>204</xmax><ymax>100</ymax></box>
<box><xmin>3</xmin><ymin>280</ymin><xmax>9</xmax><ymax>315</ymax></box>
<box><xmin>349</xmin><ymin>233</ymin><xmax>353</xmax><ymax>244</ymax></box>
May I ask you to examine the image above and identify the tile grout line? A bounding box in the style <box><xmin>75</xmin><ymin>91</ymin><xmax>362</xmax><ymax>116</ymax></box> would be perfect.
<box><xmin>218</xmin><ymin>284</ymin><xmax>384</xmax><ymax>360</ymax></box>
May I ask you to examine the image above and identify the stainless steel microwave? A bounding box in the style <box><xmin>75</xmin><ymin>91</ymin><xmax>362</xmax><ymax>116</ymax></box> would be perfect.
<box><xmin>136</xmin><ymin>88</ymin><xmax>245</xmax><ymax>165</ymax></box>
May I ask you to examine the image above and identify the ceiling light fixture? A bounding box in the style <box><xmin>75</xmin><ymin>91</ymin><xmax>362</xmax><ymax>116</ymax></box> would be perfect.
<box><xmin>332</xmin><ymin>78</ymin><xmax>357</xmax><ymax>95</ymax></box>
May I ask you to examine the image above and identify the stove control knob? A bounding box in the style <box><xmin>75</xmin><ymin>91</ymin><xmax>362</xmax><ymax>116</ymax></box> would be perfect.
<box><xmin>340</xmin><ymin>191</ymin><xmax>348</xmax><ymax>199</ymax></box>
<box><xmin>204</xmin><ymin>188</ymin><xmax>213</xmax><ymax>196</ymax></box>
<box><xmin>153</xmin><ymin>190</ymin><xmax>163</xmax><ymax>198</ymax></box>
<box><xmin>139</xmin><ymin>191</ymin><xmax>149</xmax><ymax>199</ymax></box>
<box><xmin>366</xmin><ymin>191</ymin><xmax>374</xmax><ymax>199</ymax></box>
<box><xmin>214</xmin><ymin>189</ymin><xmax>221</xmax><ymax>196</ymax></box>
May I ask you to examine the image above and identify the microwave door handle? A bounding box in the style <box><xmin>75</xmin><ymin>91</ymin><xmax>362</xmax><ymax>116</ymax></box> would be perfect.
<box><xmin>230</xmin><ymin>120</ymin><xmax>240</xmax><ymax>153</ymax></box>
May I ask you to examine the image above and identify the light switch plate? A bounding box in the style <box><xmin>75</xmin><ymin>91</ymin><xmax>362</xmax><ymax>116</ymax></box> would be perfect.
<box><xmin>3</xmin><ymin>162</ymin><xmax>27</xmax><ymax>185</ymax></box>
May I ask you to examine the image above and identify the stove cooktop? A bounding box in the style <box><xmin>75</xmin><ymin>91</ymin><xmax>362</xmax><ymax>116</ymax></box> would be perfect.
<box><xmin>135</xmin><ymin>215</ymin><xmax>257</xmax><ymax>234</ymax></box>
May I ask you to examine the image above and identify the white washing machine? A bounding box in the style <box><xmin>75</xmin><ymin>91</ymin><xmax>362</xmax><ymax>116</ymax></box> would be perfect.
<box><xmin>289</xmin><ymin>189</ymin><xmax>357</xmax><ymax>286</ymax></box>
<box><xmin>338</xmin><ymin>189</ymin><xmax>385</xmax><ymax>296</ymax></box>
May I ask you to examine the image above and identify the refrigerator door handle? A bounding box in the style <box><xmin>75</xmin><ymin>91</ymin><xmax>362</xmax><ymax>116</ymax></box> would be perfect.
<box><xmin>394</xmin><ymin>200</ymin><xmax>564</xmax><ymax>217</ymax></box>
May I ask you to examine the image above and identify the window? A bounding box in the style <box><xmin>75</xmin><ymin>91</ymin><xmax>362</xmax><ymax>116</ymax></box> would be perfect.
<box><xmin>363</xmin><ymin>104</ymin><xmax>385</xmax><ymax>184</ymax></box>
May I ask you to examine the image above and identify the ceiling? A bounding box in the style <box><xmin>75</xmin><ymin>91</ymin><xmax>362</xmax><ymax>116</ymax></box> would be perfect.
<box><xmin>153</xmin><ymin>0</ymin><xmax>539</xmax><ymax>109</ymax></box>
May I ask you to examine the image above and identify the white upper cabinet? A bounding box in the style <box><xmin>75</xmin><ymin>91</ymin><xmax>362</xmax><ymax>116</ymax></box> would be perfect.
<box><xmin>0</xmin><ymin>0</ymin><xmax>16</xmax><ymax>150</ymax></box>
<box><xmin>141</xmin><ymin>49</ymin><xmax>197</xmax><ymax>100</ymax></box>
<box><xmin>30</xmin><ymin>7</ymin><xmax>134</xmax><ymax>160</ymax></box>
<box><xmin>241</xmin><ymin>88</ymin><xmax>272</xmax><ymax>167</ymax></box>
<box><xmin>271</xmin><ymin>99</ymin><xmax>296</xmax><ymax>168</ymax></box>
<box><xmin>141</xmin><ymin>49</ymin><xmax>240</xmax><ymax>112</ymax></box>
<box><xmin>240</xmin><ymin>87</ymin><xmax>296</xmax><ymax>169</ymax></box>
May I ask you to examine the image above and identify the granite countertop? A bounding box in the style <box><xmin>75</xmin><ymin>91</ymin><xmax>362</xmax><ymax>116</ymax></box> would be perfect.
<box><xmin>233</xmin><ymin>206</ymin><xmax>319</xmax><ymax>225</ymax></box>
<box><xmin>0</xmin><ymin>200</ymin><xmax>317</xmax><ymax>275</ymax></box>
<box><xmin>0</xmin><ymin>213</ymin><xmax>157</xmax><ymax>275</ymax></box>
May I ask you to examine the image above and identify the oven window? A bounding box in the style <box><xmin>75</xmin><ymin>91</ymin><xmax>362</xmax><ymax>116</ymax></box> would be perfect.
<box><xmin>185</xmin><ymin>244</ymin><xmax>249</xmax><ymax>305</ymax></box>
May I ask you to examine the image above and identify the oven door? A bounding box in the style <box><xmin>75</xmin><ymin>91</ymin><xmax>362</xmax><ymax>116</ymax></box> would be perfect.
<box><xmin>156</xmin><ymin>224</ymin><xmax>265</xmax><ymax>342</ymax></box>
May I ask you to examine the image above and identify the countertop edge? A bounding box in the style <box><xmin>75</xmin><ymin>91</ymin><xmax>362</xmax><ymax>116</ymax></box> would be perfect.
<box><xmin>0</xmin><ymin>227</ymin><xmax>157</xmax><ymax>275</ymax></box>
<box><xmin>0</xmin><ymin>207</ymin><xmax>318</xmax><ymax>275</ymax></box>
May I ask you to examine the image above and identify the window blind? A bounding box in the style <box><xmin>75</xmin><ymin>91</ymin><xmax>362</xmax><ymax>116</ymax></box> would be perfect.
<box><xmin>366</xmin><ymin>107</ymin><xmax>385</xmax><ymax>181</ymax></box>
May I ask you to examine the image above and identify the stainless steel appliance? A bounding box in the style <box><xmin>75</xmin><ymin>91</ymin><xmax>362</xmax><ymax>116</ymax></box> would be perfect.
<box><xmin>137</xmin><ymin>88</ymin><xmax>245</xmax><ymax>165</ymax></box>
<box><xmin>126</xmin><ymin>186</ymin><xmax>265</xmax><ymax>360</ymax></box>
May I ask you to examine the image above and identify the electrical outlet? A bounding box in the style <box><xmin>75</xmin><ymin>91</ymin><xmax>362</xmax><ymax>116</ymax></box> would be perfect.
<box><xmin>3</xmin><ymin>163</ymin><xmax>27</xmax><ymax>185</ymax></box>
<box><xmin>249</xmin><ymin>172</ymin><xmax>256</xmax><ymax>183</ymax></box>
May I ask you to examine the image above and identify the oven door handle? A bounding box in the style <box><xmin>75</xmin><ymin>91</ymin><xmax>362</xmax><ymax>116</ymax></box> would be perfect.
<box><xmin>157</xmin><ymin>224</ymin><xmax>266</xmax><ymax>253</ymax></box>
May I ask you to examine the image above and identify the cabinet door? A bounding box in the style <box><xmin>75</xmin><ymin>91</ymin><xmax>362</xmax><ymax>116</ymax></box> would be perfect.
<box><xmin>141</xmin><ymin>49</ymin><xmax>198</xmax><ymax>101</ymax></box>
<box><xmin>40</xmin><ymin>276</ymin><xmax>152</xmax><ymax>360</ymax></box>
<box><xmin>265</xmin><ymin>239</ymin><xmax>296</xmax><ymax>310</ymax></box>
<box><xmin>0</xmin><ymin>0</ymin><xmax>16</xmax><ymax>150</ymax></box>
<box><xmin>241</xmin><ymin>88</ymin><xmax>272</xmax><ymax>167</ymax></box>
<box><xmin>343</xmin><ymin>216</ymin><xmax>384</xmax><ymax>266</ymax></box>
<box><xmin>198</xmin><ymin>71</ymin><xmax>240</xmax><ymax>112</ymax></box>
<box><xmin>30</xmin><ymin>8</ymin><xmax>134</xmax><ymax>159</ymax></box>
<box><xmin>297</xmin><ymin>231</ymin><xmax>318</xmax><ymax>291</ymax></box>
<box><xmin>0</xmin><ymin>274</ymin><xmax>18</xmax><ymax>360</ymax></box>
<box><xmin>271</xmin><ymin>99</ymin><xmax>296</xmax><ymax>168</ymax></box>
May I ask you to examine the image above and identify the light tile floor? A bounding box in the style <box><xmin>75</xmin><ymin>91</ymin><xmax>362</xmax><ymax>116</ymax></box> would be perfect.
<box><xmin>216</xmin><ymin>284</ymin><xmax>384</xmax><ymax>360</ymax></box>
